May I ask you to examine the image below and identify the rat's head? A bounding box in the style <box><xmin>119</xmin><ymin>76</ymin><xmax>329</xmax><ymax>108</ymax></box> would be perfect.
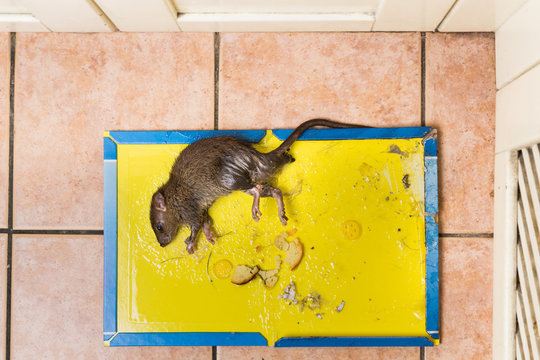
<box><xmin>150</xmin><ymin>190</ymin><xmax>181</xmax><ymax>247</ymax></box>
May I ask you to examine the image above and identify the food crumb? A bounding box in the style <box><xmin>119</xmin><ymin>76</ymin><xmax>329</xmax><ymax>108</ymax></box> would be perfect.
<box><xmin>402</xmin><ymin>174</ymin><xmax>411</xmax><ymax>189</ymax></box>
<box><xmin>336</xmin><ymin>300</ymin><xmax>345</xmax><ymax>312</ymax></box>
<box><xmin>278</xmin><ymin>282</ymin><xmax>297</xmax><ymax>301</ymax></box>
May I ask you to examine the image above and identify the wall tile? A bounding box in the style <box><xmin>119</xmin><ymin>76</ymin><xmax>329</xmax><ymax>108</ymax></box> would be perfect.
<box><xmin>219</xmin><ymin>33</ymin><xmax>421</xmax><ymax>130</ymax></box>
<box><xmin>11</xmin><ymin>235</ymin><xmax>211</xmax><ymax>359</ymax></box>
<box><xmin>0</xmin><ymin>34</ymin><xmax>10</xmax><ymax>228</ymax></box>
<box><xmin>426</xmin><ymin>237</ymin><xmax>493</xmax><ymax>360</ymax></box>
<box><xmin>426</xmin><ymin>33</ymin><xmax>495</xmax><ymax>234</ymax></box>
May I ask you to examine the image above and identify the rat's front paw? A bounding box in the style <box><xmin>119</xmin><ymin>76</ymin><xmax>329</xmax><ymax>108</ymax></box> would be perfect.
<box><xmin>185</xmin><ymin>241</ymin><xmax>195</xmax><ymax>254</ymax></box>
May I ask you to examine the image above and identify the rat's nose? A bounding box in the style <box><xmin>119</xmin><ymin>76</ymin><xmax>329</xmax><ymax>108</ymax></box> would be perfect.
<box><xmin>160</xmin><ymin>243</ymin><xmax>166</xmax><ymax>247</ymax></box>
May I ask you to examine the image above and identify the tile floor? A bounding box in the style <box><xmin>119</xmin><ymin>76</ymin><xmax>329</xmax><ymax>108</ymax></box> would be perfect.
<box><xmin>0</xmin><ymin>32</ymin><xmax>494</xmax><ymax>359</ymax></box>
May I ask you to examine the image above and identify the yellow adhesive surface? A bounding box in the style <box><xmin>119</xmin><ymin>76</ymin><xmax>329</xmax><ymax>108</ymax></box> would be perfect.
<box><xmin>116</xmin><ymin>132</ymin><xmax>427</xmax><ymax>345</ymax></box>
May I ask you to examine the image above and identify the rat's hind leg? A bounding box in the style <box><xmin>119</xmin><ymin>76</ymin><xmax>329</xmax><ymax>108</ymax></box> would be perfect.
<box><xmin>261</xmin><ymin>185</ymin><xmax>288</xmax><ymax>226</ymax></box>
<box><xmin>244</xmin><ymin>184</ymin><xmax>263</xmax><ymax>222</ymax></box>
<box><xmin>244</xmin><ymin>184</ymin><xmax>288</xmax><ymax>225</ymax></box>
<box><xmin>202</xmin><ymin>212</ymin><xmax>216</xmax><ymax>245</ymax></box>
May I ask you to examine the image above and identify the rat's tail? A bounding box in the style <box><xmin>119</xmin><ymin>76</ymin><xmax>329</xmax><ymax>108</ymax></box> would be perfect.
<box><xmin>270</xmin><ymin>118</ymin><xmax>370</xmax><ymax>156</ymax></box>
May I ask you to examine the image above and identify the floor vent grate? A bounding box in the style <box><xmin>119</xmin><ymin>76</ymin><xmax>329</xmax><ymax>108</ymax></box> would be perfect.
<box><xmin>516</xmin><ymin>143</ymin><xmax>540</xmax><ymax>360</ymax></box>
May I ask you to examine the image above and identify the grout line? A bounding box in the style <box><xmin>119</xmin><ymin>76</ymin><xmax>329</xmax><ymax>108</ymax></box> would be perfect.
<box><xmin>212</xmin><ymin>346</ymin><xmax>217</xmax><ymax>360</ymax></box>
<box><xmin>11</xmin><ymin>229</ymin><xmax>104</xmax><ymax>235</ymax></box>
<box><xmin>6</xmin><ymin>32</ymin><xmax>15</xmax><ymax>360</ymax></box>
<box><xmin>420</xmin><ymin>346</ymin><xmax>425</xmax><ymax>360</ymax></box>
<box><xmin>213</xmin><ymin>32</ymin><xmax>220</xmax><ymax>131</ymax></box>
<box><xmin>439</xmin><ymin>233</ymin><xmax>494</xmax><ymax>238</ymax></box>
<box><xmin>420</xmin><ymin>32</ymin><xmax>426</xmax><ymax>127</ymax></box>
<box><xmin>0</xmin><ymin>229</ymin><xmax>8</xmax><ymax>234</ymax></box>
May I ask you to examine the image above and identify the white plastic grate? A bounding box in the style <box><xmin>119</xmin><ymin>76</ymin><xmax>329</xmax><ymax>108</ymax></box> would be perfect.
<box><xmin>516</xmin><ymin>143</ymin><xmax>540</xmax><ymax>360</ymax></box>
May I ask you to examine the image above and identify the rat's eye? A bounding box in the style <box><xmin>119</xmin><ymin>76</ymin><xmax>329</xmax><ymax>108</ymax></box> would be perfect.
<box><xmin>156</xmin><ymin>224</ymin><xmax>164</xmax><ymax>232</ymax></box>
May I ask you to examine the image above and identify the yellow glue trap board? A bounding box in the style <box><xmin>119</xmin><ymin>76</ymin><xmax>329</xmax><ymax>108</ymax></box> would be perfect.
<box><xmin>103</xmin><ymin>127</ymin><xmax>439</xmax><ymax>347</ymax></box>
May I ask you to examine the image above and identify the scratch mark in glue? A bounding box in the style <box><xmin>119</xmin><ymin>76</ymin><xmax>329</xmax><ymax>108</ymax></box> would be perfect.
<box><xmin>391</xmin><ymin>167</ymin><xmax>398</xmax><ymax>193</ymax></box>
<box><xmin>381</xmin><ymin>165</ymin><xmax>393</xmax><ymax>193</ymax></box>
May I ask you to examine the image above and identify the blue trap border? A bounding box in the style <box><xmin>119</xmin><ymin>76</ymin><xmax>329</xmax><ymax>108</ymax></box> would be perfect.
<box><xmin>103</xmin><ymin>137</ymin><xmax>117</xmax><ymax>342</ymax></box>
<box><xmin>424</xmin><ymin>132</ymin><xmax>439</xmax><ymax>341</ymax></box>
<box><xmin>103</xmin><ymin>127</ymin><xmax>438</xmax><ymax>347</ymax></box>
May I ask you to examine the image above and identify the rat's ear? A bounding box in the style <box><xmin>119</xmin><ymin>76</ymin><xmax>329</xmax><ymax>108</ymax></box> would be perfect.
<box><xmin>152</xmin><ymin>192</ymin><xmax>167</xmax><ymax>212</ymax></box>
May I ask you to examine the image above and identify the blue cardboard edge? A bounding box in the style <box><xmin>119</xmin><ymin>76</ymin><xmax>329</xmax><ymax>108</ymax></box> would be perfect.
<box><xmin>106</xmin><ymin>127</ymin><xmax>432</xmax><ymax>145</ymax></box>
<box><xmin>424</xmin><ymin>138</ymin><xmax>437</xmax><ymax>157</ymax></box>
<box><xmin>108</xmin><ymin>332</ymin><xmax>268</xmax><ymax>346</ymax></box>
<box><xmin>424</xmin><ymin>138</ymin><xmax>439</xmax><ymax>340</ymax></box>
<box><xmin>275</xmin><ymin>336</ymin><xmax>435</xmax><ymax>347</ymax></box>
<box><xmin>104</xmin><ymin>137</ymin><xmax>117</xmax><ymax>160</ymax></box>
<box><xmin>108</xmin><ymin>129</ymin><xmax>267</xmax><ymax>144</ymax></box>
<box><xmin>103</xmin><ymin>137</ymin><xmax>118</xmax><ymax>341</ymax></box>
<box><xmin>106</xmin><ymin>333</ymin><xmax>434</xmax><ymax>347</ymax></box>
<box><xmin>103</xmin><ymin>128</ymin><xmax>439</xmax><ymax>346</ymax></box>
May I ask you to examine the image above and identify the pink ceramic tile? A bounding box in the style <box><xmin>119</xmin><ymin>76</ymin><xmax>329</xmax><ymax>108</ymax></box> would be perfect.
<box><xmin>13</xmin><ymin>33</ymin><xmax>214</xmax><ymax>230</ymax></box>
<box><xmin>218</xmin><ymin>346</ymin><xmax>419</xmax><ymax>360</ymax></box>
<box><xmin>11</xmin><ymin>235</ymin><xmax>211</xmax><ymax>359</ymax></box>
<box><xmin>0</xmin><ymin>235</ymin><xmax>6</xmax><ymax>360</ymax></box>
<box><xmin>219</xmin><ymin>33</ymin><xmax>421</xmax><ymax>130</ymax></box>
<box><xmin>426</xmin><ymin>33</ymin><xmax>495</xmax><ymax>234</ymax></box>
<box><xmin>426</xmin><ymin>237</ymin><xmax>493</xmax><ymax>360</ymax></box>
<box><xmin>0</xmin><ymin>33</ymin><xmax>10</xmax><ymax>228</ymax></box>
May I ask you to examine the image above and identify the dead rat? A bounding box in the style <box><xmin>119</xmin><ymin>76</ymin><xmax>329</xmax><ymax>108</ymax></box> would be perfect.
<box><xmin>150</xmin><ymin>118</ymin><xmax>368</xmax><ymax>254</ymax></box>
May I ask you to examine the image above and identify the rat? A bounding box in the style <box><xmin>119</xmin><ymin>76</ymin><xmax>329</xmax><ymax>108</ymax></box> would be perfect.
<box><xmin>150</xmin><ymin>118</ymin><xmax>369</xmax><ymax>254</ymax></box>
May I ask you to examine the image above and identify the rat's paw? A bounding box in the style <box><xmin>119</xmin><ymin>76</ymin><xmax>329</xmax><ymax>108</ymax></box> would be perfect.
<box><xmin>203</xmin><ymin>219</ymin><xmax>216</xmax><ymax>245</ymax></box>
<box><xmin>252</xmin><ymin>207</ymin><xmax>262</xmax><ymax>222</ymax></box>
<box><xmin>186</xmin><ymin>242</ymin><xmax>195</xmax><ymax>254</ymax></box>
<box><xmin>279</xmin><ymin>213</ymin><xmax>288</xmax><ymax>226</ymax></box>
<box><xmin>205</xmin><ymin>229</ymin><xmax>216</xmax><ymax>245</ymax></box>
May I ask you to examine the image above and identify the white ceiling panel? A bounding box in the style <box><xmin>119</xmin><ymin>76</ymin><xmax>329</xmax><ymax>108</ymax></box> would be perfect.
<box><xmin>0</xmin><ymin>0</ymin><xmax>29</xmax><ymax>13</ymax></box>
<box><xmin>496</xmin><ymin>0</ymin><xmax>540</xmax><ymax>89</ymax></box>
<box><xmin>174</xmin><ymin>0</ymin><xmax>379</xmax><ymax>14</ymax></box>
<box><xmin>439</xmin><ymin>0</ymin><xmax>527</xmax><ymax>32</ymax></box>
<box><xmin>18</xmin><ymin>0</ymin><xmax>114</xmax><ymax>32</ymax></box>
<box><xmin>94</xmin><ymin>0</ymin><xmax>179</xmax><ymax>32</ymax></box>
<box><xmin>496</xmin><ymin>62</ymin><xmax>540</xmax><ymax>153</ymax></box>
<box><xmin>0</xmin><ymin>13</ymin><xmax>48</xmax><ymax>31</ymax></box>
<box><xmin>178</xmin><ymin>12</ymin><xmax>374</xmax><ymax>32</ymax></box>
<box><xmin>373</xmin><ymin>0</ymin><xmax>455</xmax><ymax>31</ymax></box>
